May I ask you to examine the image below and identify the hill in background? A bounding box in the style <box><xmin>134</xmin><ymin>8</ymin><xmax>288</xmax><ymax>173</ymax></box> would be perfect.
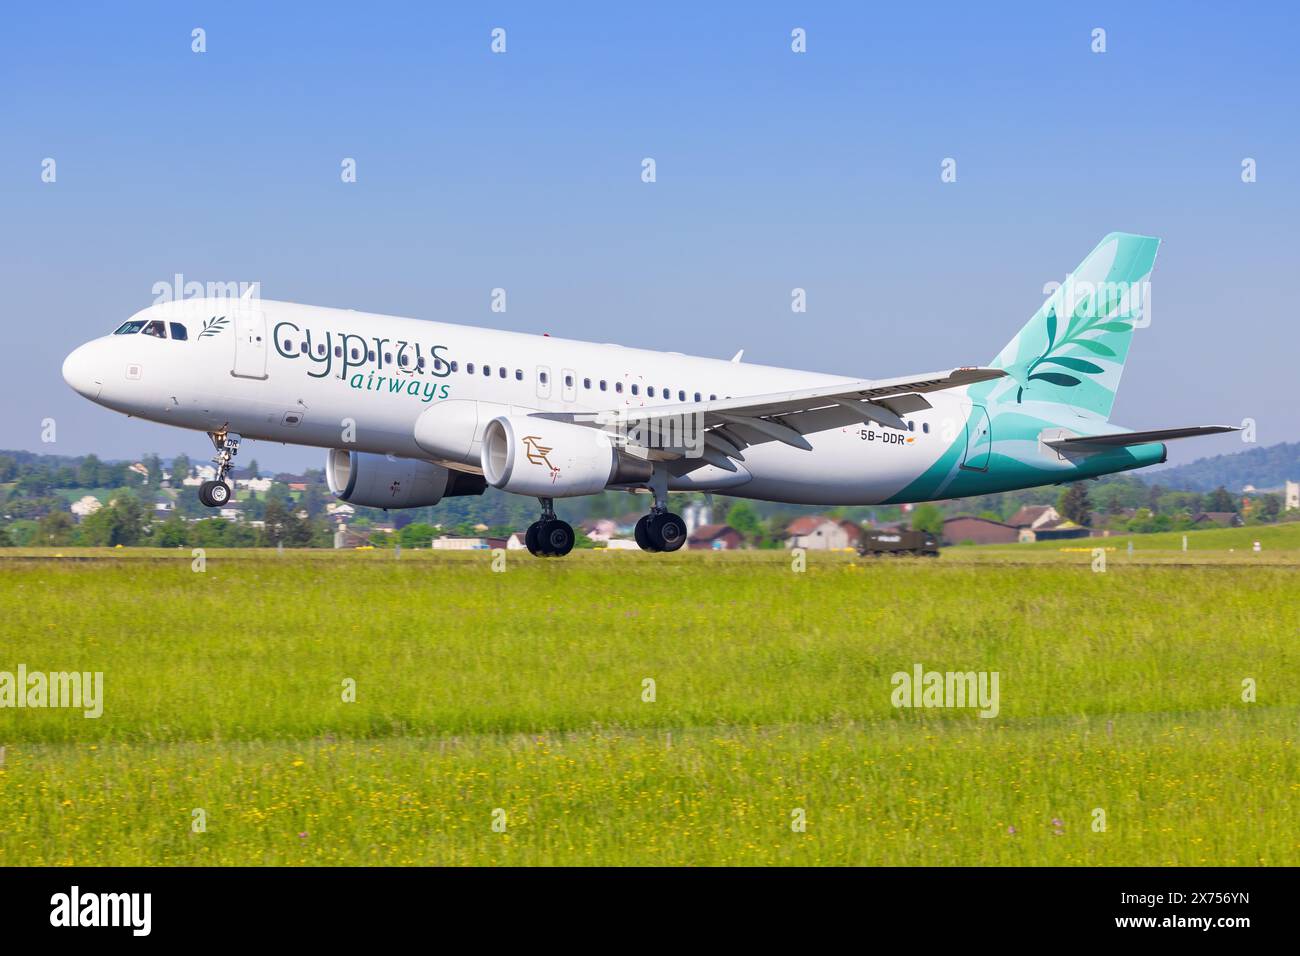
<box><xmin>1142</xmin><ymin>441</ymin><xmax>1298</xmax><ymax>492</ymax></box>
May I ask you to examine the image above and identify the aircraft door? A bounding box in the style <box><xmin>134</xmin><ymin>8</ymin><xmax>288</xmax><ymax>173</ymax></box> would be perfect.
<box><xmin>960</xmin><ymin>405</ymin><xmax>992</xmax><ymax>471</ymax></box>
<box><xmin>232</xmin><ymin>309</ymin><xmax>268</xmax><ymax>380</ymax></box>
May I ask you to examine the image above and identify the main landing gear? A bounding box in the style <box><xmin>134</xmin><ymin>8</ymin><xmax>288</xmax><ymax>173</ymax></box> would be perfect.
<box><xmin>198</xmin><ymin>428</ymin><xmax>240</xmax><ymax>508</ymax></box>
<box><xmin>633</xmin><ymin>466</ymin><xmax>686</xmax><ymax>553</ymax></box>
<box><xmin>525</xmin><ymin>497</ymin><xmax>576</xmax><ymax>557</ymax></box>
<box><xmin>634</xmin><ymin>511</ymin><xmax>687</xmax><ymax>552</ymax></box>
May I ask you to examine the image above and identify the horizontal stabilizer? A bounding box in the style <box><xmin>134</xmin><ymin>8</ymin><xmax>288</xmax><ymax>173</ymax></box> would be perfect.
<box><xmin>1046</xmin><ymin>425</ymin><xmax>1239</xmax><ymax>450</ymax></box>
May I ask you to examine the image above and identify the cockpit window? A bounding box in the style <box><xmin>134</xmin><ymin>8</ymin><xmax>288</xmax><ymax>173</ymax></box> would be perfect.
<box><xmin>114</xmin><ymin>320</ymin><xmax>146</xmax><ymax>335</ymax></box>
<box><xmin>142</xmin><ymin>320</ymin><xmax>166</xmax><ymax>338</ymax></box>
<box><xmin>169</xmin><ymin>322</ymin><xmax>188</xmax><ymax>341</ymax></box>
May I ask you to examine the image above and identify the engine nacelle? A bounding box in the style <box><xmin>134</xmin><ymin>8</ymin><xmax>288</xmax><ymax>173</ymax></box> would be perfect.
<box><xmin>480</xmin><ymin>415</ymin><xmax>651</xmax><ymax>497</ymax></box>
<box><xmin>326</xmin><ymin>449</ymin><xmax>486</xmax><ymax>509</ymax></box>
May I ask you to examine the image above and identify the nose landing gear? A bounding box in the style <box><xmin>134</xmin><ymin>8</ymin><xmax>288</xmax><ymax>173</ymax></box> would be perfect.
<box><xmin>525</xmin><ymin>497</ymin><xmax>575</xmax><ymax>557</ymax></box>
<box><xmin>198</xmin><ymin>428</ymin><xmax>240</xmax><ymax>508</ymax></box>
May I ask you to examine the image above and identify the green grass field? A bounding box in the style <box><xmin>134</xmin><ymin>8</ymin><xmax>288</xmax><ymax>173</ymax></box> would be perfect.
<box><xmin>1</xmin><ymin>541</ymin><xmax>1296</xmax><ymax>865</ymax></box>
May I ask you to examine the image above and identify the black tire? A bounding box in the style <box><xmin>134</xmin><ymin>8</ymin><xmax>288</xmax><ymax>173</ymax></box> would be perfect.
<box><xmin>634</xmin><ymin>515</ymin><xmax>658</xmax><ymax>552</ymax></box>
<box><xmin>197</xmin><ymin>481</ymin><xmax>215</xmax><ymax>507</ymax></box>
<box><xmin>651</xmin><ymin>513</ymin><xmax>687</xmax><ymax>552</ymax></box>
<box><xmin>208</xmin><ymin>481</ymin><xmax>231</xmax><ymax>506</ymax></box>
<box><xmin>525</xmin><ymin>521</ymin><xmax>544</xmax><ymax>556</ymax></box>
<box><xmin>541</xmin><ymin>519</ymin><xmax>574</xmax><ymax>557</ymax></box>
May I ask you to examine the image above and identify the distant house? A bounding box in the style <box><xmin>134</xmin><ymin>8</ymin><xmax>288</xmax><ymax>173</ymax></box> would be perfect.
<box><xmin>942</xmin><ymin>515</ymin><xmax>1019</xmax><ymax>545</ymax></box>
<box><xmin>70</xmin><ymin>495</ymin><xmax>102</xmax><ymax>520</ymax></box>
<box><xmin>333</xmin><ymin>526</ymin><xmax>372</xmax><ymax>549</ymax></box>
<box><xmin>1286</xmin><ymin>480</ymin><xmax>1299</xmax><ymax>512</ymax></box>
<box><xmin>579</xmin><ymin>518</ymin><xmax>618</xmax><ymax>543</ymax></box>
<box><xmin>153</xmin><ymin>498</ymin><xmax>174</xmax><ymax>514</ymax></box>
<box><xmin>127</xmin><ymin>462</ymin><xmax>150</xmax><ymax>483</ymax></box>
<box><xmin>505</xmin><ymin>531</ymin><xmax>528</xmax><ymax>550</ymax></box>
<box><xmin>785</xmin><ymin>515</ymin><xmax>861</xmax><ymax>550</ymax></box>
<box><xmin>218</xmin><ymin>506</ymin><xmax>243</xmax><ymax>522</ymax></box>
<box><xmin>182</xmin><ymin>464</ymin><xmax>217</xmax><ymax>486</ymax></box>
<box><xmin>1007</xmin><ymin>504</ymin><xmax>1061</xmax><ymax>530</ymax></box>
<box><xmin>1191</xmin><ymin>511</ymin><xmax>1243</xmax><ymax>528</ymax></box>
<box><xmin>234</xmin><ymin>476</ymin><xmax>273</xmax><ymax>493</ymax></box>
<box><xmin>432</xmin><ymin>535</ymin><xmax>505</xmax><ymax>551</ymax></box>
<box><xmin>326</xmin><ymin>502</ymin><xmax>356</xmax><ymax>518</ymax></box>
<box><xmin>688</xmin><ymin>524</ymin><xmax>743</xmax><ymax>550</ymax></box>
<box><xmin>1029</xmin><ymin>519</ymin><xmax>1092</xmax><ymax>541</ymax></box>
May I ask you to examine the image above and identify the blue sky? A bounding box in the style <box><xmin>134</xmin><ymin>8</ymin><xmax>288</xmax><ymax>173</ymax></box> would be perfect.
<box><xmin>2</xmin><ymin>1</ymin><xmax>1297</xmax><ymax>472</ymax></box>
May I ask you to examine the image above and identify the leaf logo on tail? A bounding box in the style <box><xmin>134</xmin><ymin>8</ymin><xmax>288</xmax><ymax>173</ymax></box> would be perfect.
<box><xmin>1016</xmin><ymin>294</ymin><xmax>1130</xmax><ymax>403</ymax></box>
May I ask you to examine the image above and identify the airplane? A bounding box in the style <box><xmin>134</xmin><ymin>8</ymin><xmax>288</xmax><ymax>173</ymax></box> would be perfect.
<box><xmin>61</xmin><ymin>233</ymin><xmax>1236</xmax><ymax>557</ymax></box>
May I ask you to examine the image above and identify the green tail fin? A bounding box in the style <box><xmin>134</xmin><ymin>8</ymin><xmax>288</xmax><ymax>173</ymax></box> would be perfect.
<box><xmin>988</xmin><ymin>232</ymin><xmax>1160</xmax><ymax>421</ymax></box>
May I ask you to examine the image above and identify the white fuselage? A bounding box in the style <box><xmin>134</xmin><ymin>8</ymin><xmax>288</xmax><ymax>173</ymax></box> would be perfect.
<box><xmin>63</xmin><ymin>297</ymin><xmax>978</xmax><ymax>505</ymax></box>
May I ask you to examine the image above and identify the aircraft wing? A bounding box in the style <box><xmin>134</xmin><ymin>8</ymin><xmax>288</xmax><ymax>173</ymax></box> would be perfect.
<box><xmin>1044</xmin><ymin>425</ymin><xmax>1240</xmax><ymax>450</ymax></box>
<box><xmin>531</xmin><ymin>366</ymin><xmax>1005</xmax><ymax>464</ymax></box>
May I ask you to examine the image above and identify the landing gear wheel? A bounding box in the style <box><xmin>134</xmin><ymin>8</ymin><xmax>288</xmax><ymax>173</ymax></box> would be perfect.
<box><xmin>525</xmin><ymin>521</ymin><xmax>544</xmax><ymax>556</ymax></box>
<box><xmin>198</xmin><ymin>480</ymin><xmax>230</xmax><ymax>508</ymax></box>
<box><xmin>539</xmin><ymin>519</ymin><xmax>575</xmax><ymax>557</ymax></box>
<box><xmin>208</xmin><ymin>481</ymin><xmax>231</xmax><ymax>506</ymax></box>
<box><xmin>634</xmin><ymin>515</ymin><xmax>659</xmax><ymax>552</ymax></box>
<box><xmin>650</xmin><ymin>513</ymin><xmax>687</xmax><ymax>552</ymax></box>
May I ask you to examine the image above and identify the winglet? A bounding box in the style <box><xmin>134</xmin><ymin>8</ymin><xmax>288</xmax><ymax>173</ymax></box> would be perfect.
<box><xmin>730</xmin><ymin>349</ymin><xmax>744</xmax><ymax>363</ymax></box>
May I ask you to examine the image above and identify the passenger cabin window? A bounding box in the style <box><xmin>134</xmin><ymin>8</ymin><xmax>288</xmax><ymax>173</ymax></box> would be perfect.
<box><xmin>922</xmin><ymin>422</ymin><xmax>930</xmax><ymax>434</ymax></box>
<box><xmin>467</xmin><ymin>363</ymin><xmax>475</xmax><ymax>374</ymax></box>
<box><xmin>142</xmin><ymin>320</ymin><xmax>166</xmax><ymax>338</ymax></box>
<box><xmin>515</xmin><ymin>369</ymin><xmax>523</xmax><ymax>380</ymax></box>
<box><xmin>483</xmin><ymin>365</ymin><xmax>491</xmax><ymax>376</ymax></box>
<box><xmin>335</xmin><ymin>346</ymin><xmax>343</xmax><ymax>357</ymax></box>
<box><xmin>564</xmin><ymin>374</ymin><xmax>574</xmax><ymax>387</ymax></box>
<box><xmin>583</xmin><ymin>378</ymin><xmax>591</xmax><ymax>389</ymax></box>
<box><xmin>169</xmin><ymin>323</ymin><xmax>188</xmax><ymax>341</ymax></box>
<box><xmin>599</xmin><ymin>380</ymin><xmax>607</xmax><ymax>391</ymax></box>
<box><xmin>539</xmin><ymin>371</ymin><xmax>548</xmax><ymax>385</ymax></box>
<box><xmin>631</xmin><ymin>384</ymin><xmax>639</xmax><ymax>395</ymax></box>
<box><xmin>693</xmin><ymin>392</ymin><xmax>701</xmax><ymax>402</ymax></box>
<box><xmin>113</xmin><ymin>321</ymin><xmax>145</xmax><ymax>335</ymax></box>
<box><xmin>678</xmin><ymin>390</ymin><xmax>686</xmax><ymax>401</ymax></box>
<box><xmin>450</xmin><ymin>361</ymin><xmax>459</xmax><ymax>372</ymax></box>
<box><xmin>647</xmin><ymin>386</ymin><xmax>655</xmax><ymax>397</ymax></box>
<box><xmin>615</xmin><ymin>382</ymin><xmax>623</xmax><ymax>393</ymax></box>
<box><xmin>499</xmin><ymin>367</ymin><xmax>507</xmax><ymax>378</ymax></box>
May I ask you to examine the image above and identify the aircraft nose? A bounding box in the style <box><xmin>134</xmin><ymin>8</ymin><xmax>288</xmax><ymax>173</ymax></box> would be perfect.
<box><xmin>62</xmin><ymin>343</ymin><xmax>103</xmax><ymax>400</ymax></box>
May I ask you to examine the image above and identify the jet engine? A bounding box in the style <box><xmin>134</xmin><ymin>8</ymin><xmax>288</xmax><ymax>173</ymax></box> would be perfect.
<box><xmin>480</xmin><ymin>415</ymin><xmax>652</xmax><ymax>497</ymax></box>
<box><xmin>326</xmin><ymin>449</ymin><xmax>486</xmax><ymax>509</ymax></box>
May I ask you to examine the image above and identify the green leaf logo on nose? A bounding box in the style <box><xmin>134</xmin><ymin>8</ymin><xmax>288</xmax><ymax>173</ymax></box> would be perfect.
<box><xmin>199</xmin><ymin>315</ymin><xmax>229</xmax><ymax>338</ymax></box>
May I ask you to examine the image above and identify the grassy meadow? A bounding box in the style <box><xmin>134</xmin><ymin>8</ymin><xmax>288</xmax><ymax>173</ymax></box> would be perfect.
<box><xmin>0</xmin><ymin>541</ymin><xmax>1296</xmax><ymax>865</ymax></box>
